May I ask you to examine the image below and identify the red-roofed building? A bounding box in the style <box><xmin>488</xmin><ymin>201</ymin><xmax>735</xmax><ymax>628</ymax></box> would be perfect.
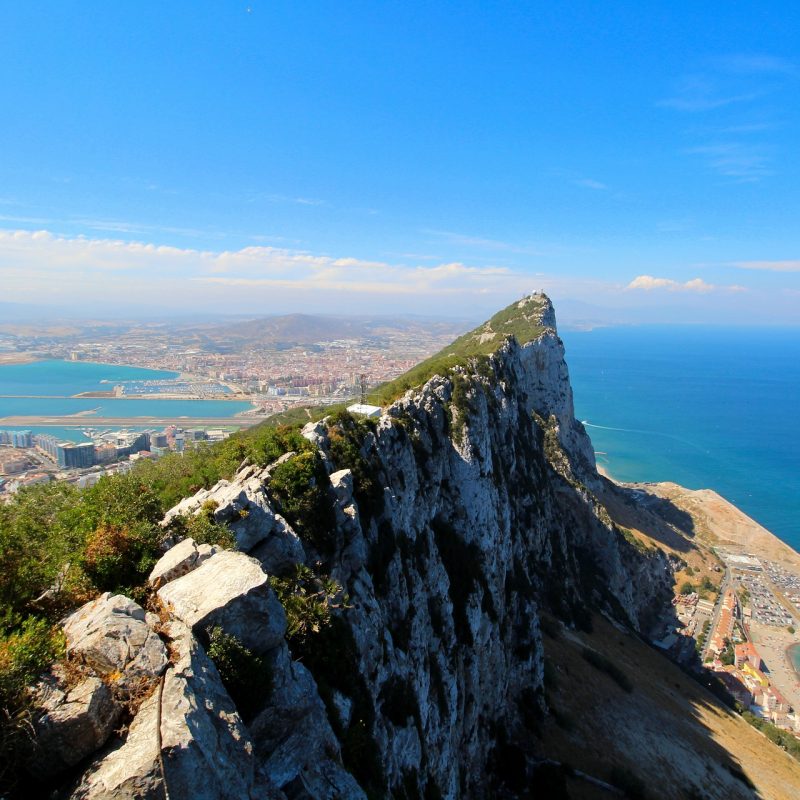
<box><xmin>734</xmin><ymin>641</ymin><xmax>762</xmax><ymax>671</ymax></box>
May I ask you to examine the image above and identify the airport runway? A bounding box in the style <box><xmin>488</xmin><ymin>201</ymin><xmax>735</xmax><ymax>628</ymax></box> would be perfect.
<box><xmin>0</xmin><ymin>415</ymin><xmax>260</xmax><ymax>428</ymax></box>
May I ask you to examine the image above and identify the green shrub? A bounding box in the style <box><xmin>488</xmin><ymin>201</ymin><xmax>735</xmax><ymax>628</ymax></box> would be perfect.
<box><xmin>80</xmin><ymin>522</ymin><xmax>161</xmax><ymax>595</ymax></box>
<box><xmin>0</xmin><ymin>617</ymin><xmax>65</xmax><ymax>793</ymax></box>
<box><xmin>205</xmin><ymin>626</ymin><xmax>271</xmax><ymax>722</ymax></box>
<box><xmin>326</xmin><ymin>411</ymin><xmax>384</xmax><ymax>523</ymax></box>
<box><xmin>268</xmin><ymin>451</ymin><xmax>335</xmax><ymax>554</ymax></box>
<box><xmin>269</xmin><ymin>564</ymin><xmax>343</xmax><ymax>645</ymax></box>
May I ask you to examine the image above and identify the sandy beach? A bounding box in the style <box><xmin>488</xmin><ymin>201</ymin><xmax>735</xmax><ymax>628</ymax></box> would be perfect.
<box><xmin>747</xmin><ymin>621</ymin><xmax>800</xmax><ymax>710</ymax></box>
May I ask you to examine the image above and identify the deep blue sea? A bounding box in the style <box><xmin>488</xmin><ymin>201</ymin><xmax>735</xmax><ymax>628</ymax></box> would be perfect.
<box><xmin>0</xmin><ymin>360</ymin><xmax>253</xmax><ymax>439</ymax></box>
<box><xmin>561</xmin><ymin>326</ymin><xmax>800</xmax><ymax>552</ymax></box>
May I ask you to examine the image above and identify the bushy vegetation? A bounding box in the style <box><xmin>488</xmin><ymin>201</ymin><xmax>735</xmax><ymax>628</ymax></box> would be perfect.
<box><xmin>326</xmin><ymin>411</ymin><xmax>384</xmax><ymax>523</ymax></box>
<box><xmin>269</xmin><ymin>564</ymin><xmax>344</xmax><ymax>644</ymax></box>
<box><xmin>205</xmin><ymin>626</ymin><xmax>271</xmax><ymax>722</ymax></box>
<box><xmin>268</xmin><ymin>450</ymin><xmax>336</xmax><ymax>555</ymax></box>
<box><xmin>0</xmin><ymin>420</ymin><xmax>311</xmax><ymax>785</ymax></box>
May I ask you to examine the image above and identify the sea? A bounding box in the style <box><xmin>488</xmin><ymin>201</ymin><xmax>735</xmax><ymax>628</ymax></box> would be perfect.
<box><xmin>561</xmin><ymin>326</ymin><xmax>800</xmax><ymax>553</ymax></box>
<box><xmin>0</xmin><ymin>360</ymin><xmax>253</xmax><ymax>442</ymax></box>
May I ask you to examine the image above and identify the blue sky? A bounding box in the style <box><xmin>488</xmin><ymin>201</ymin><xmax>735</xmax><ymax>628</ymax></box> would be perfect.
<box><xmin>1</xmin><ymin>2</ymin><xmax>799</xmax><ymax>323</ymax></box>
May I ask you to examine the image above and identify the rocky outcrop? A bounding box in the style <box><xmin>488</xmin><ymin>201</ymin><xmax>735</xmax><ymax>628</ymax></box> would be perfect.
<box><xmin>158</xmin><ymin>550</ymin><xmax>286</xmax><ymax>655</ymax></box>
<box><xmin>62</xmin><ymin>593</ymin><xmax>168</xmax><ymax>693</ymax></box>
<box><xmin>27</xmin><ymin>672</ymin><xmax>121</xmax><ymax>779</ymax></box>
<box><xmin>71</xmin><ymin>621</ymin><xmax>258</xmax><ymax>800</ymax></box>
<box><xmin>162</xmin><ymin>462</ymin><xmax>305</xmax><ymax>572</ymax></box>
<box><xmin>49</xmin><ymin>294</ymin><xmax>674</xmax><ymax>799</ymax></box>
<box><xmin>148</xmin><ymin>537</ymin><xmax>219</xmax><ymax>588</ymax></box>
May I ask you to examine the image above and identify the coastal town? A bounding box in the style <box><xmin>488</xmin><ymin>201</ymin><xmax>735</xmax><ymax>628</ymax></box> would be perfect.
<box><xmin>661</xmin><ymin>547</ymin><xmax>800</xmax><ymax>739</ymax></box>
<box><xmin>0</xmin><ymin>424</ymin><xmax>236</xmax><ymax>495</ymax></box>
<box><xmin>0</xmin><ymin>313</ymin><xmax>466</xmax><ymax>491</ymax></box>
<box><xmin>0</xmin><ymin>313</ymin><xmax>465</xmax><ymax>418</ymax></box>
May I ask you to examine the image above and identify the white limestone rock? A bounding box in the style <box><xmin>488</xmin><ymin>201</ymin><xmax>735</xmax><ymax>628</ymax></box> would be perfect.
<box><xmin>62</xmin><ymin>593</ymin><xmax>168</xmax><ymax>690</ymax></box>
<box><xmin>161</xmin><ymin>462</ymin><xmax>305</xmax><ymax>569</ymax></box>
<box><xmin>250</xmin><ymin>646</ymin><xmax>367</xmax><ymax>799</ymax></box>
<box><xmin>158</xmin><ymin>550</ymin><xmax>286</xmax><ymax>654</ymax></box>
<box><xmin>148</xmin><ymin>537</ymin><xmax>219</xmax><ymax>588</ymax></box>
<box><xmin>71</xmin><ymin>621</ymin><xmax>258</xmax><ymax>800</ymax></box>
<box><xmin>27</xmin><ymin>672</ymin><xmax>121</xmax><ymax>779</ymax></box>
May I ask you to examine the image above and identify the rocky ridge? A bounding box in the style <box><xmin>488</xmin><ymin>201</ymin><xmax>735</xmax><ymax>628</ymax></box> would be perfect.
<box><xmin>29</xmin><ymin>293</ymin><xmax>676</xmax><ymax>798</ymax></box>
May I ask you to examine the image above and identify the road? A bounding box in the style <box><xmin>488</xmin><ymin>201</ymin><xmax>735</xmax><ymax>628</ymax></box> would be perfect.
<box><xmin>702</xmin><ymin>567</ymin><xmax>731</xmax><ymax>661</ymax></box>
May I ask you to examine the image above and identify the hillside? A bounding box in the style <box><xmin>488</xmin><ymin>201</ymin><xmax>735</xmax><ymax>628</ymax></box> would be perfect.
<box><xmin>1</xmin><ymin>293</ymin><xmax>798</xmax><ymax>799</ymax></box>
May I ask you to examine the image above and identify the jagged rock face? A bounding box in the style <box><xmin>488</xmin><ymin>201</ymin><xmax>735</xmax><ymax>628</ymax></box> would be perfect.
<box><xmin>62</xmin><ymin>593</ymin><xmax>168</xmax><ymax>693</ymax></box>
<box><xmin>27</xmin><ymin>673</ymin><xmax>121</xmax><ymax>779</ymax></box>
<box><xmin>71</xmin><ymin>620</ymin><xmax>258</xmax><ymax>800</ymax></box>
<box><xmin>157</xmin><ymin>550</ymin><xmax>286</xmax><ymax>655</ymax></box>
<box><xmin>284</xmin><ymin>299</ymin><xmax>670</xmax><ymax>797</ymax></box>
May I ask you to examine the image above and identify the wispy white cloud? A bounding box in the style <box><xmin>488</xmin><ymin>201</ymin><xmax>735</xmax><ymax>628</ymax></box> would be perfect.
<box><xmin>733</xmin><ymin>260</ymin><xmax>800</xmax><ymax>272</ymax></box>
<box><xmin>0</xmin><ymin>228</ymin><xmax>531</xmax><ymax>307</ymax></box>
<box><xmin>685</xmin><ymin>142</ymin><xmax>773</xmax><ymax>181</ymax></box>
<box><xmin>658</xmin><ymin>76</ymin><xmax>759</xmax><ymax>112</ymax></box>
<box><xmin>421</xmin><ymin>228</ymin><xmax>545</xmax><ymax>256</ymax></box>
<box><xmin>574</xmin><ymin>178</ymin><xmax>607</xmax><ymax>190</ymax></box>
<box><xmin>711</xmin><ymin>54</ymin><xmax>799</xmax><ymax>77</ymax></box>
<box><xmin>626</xmin><ymin>275</ymin><xmax>745</xmax><ymax>293</ymax></box>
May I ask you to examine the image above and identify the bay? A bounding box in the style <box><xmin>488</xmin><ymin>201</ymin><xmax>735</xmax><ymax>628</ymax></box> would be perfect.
<box><xmin>0</xmin><ymin>359</ymin><xmax>253</xmax><ymax>431</ymax></box>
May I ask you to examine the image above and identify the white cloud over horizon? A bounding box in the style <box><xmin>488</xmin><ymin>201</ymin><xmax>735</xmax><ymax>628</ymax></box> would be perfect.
<box><xmin>2</xmin><ymin>228</ymin><xmax>796</xmax><ymax>324</ymax></box>
<box><xmin>626</xmin><ymin>274</ymin><xmax>746</xmax><ymax>293</ymax></box>
<box><xmin>734</xmin><ymin>260</ymin><xmax>800</xmax><ymax>272</ymax></box>
<box><xmin>0</xmin><ymin>228</ymin><xmax>539</xmax><ymax>313</ymax></box>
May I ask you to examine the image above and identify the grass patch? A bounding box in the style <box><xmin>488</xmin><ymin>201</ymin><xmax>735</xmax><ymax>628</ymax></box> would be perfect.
<box><xmin>742</xmin><ymin>711</ymin><xmax>800</xmax><ymax>762</ymax></box>
<box><xmin>205</xmin><ymin>626</ymin><xmax>272</xmax><ymax>722</ymax></box>
<box><xmin>367</xmin><ymin>294</ymin><xmax>549</xmax><ymax>406</ymax></box>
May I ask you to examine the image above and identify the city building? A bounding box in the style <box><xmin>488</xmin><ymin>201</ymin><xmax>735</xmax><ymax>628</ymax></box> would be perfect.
<box><xmin>11</xmin><ymin>430</ymin><xmax>32</xmax><ymax>448</ymax></box>
<box><xmin>57</xmin><ymin>442</ymin><xmax>95</xmax><ymax>469</ymax></box>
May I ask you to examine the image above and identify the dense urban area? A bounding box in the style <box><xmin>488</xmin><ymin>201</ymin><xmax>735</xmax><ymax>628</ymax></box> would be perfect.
<box><xmin>656</xmin><ymin>540</ymin><xmax>800</xmax><ymax>739</ymax></box>
<box><xmin>0</xmin><ymin>313</ymin><xmax>466</xmax><ymax>493</ymax></box>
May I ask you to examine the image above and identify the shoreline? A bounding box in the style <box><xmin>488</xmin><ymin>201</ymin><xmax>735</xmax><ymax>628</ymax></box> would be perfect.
<box><xmin>787</xmin><ymin>642</ymin><xmax>800</xmax><ymax>683</ymax></box>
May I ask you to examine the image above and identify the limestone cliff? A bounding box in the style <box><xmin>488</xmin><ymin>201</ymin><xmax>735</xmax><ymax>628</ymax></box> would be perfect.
<box><xmin>39</xmin><ymin>294</ymin><xmax>678</xmax><ymax>799</ymax></box>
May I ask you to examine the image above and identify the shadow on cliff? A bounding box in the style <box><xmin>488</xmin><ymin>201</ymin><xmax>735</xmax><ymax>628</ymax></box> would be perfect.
<box><xmin>529</xmin><ymin>613</ymin><xmax>767</xmax><ymax>800</ymax></box>
<box><xmin>596</xmin><ymin>476</ymin><xmax>697</xmax><ymax>554</ymax></box>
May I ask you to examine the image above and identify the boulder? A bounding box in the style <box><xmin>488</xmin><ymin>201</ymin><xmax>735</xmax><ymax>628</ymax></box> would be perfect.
<box><xmin>161</xmin><ymin>464</ymin><xmax>306</xmax><ymax>566</ymax></box>
<box><xmin>27</xmin><ymin>672</ymin><xmax>121</xmax><ymax>779</ymax></box>
<box><xmin>62</xmin><ymin>594</ymin><xmax>168</xmax><ymax>691</ymax></box>
<box><xmin>148</xmin><ymin>537</ymin><xmax>218</xmax><ymax>588</ymax></box>
<box><xmin>329</xmin><ymin>469</ymin><xmax>354</xmax><ymax>506</ymax></box>
<box><xmin>158</xmin><ymin>550</ymin><xmax>286</xmax><ymax>655</ymax></box>
<box><xmin>71</xmin><ymin>621</ymin><xmax>258</xmax><ymax>800</ymax></box>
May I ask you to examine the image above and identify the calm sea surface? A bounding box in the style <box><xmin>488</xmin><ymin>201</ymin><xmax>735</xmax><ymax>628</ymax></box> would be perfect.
<box><xmin>0</xmin><ymin>360</ymin><xmax>252</xmax><ymax>438</ymax></box>
<box><xmin>561</xmin><ymin>326</ymin><xmax>800</xmax><ymax>552</ymax></box>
